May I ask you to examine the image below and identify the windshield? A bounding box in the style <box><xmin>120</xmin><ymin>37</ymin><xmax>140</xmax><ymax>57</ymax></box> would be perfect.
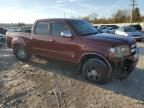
<box><xmin>68</xmin><ymin>20</ymin><xmax>98</xmax><ymax>36</ymax></box>
<box><xmin>124</xmin><ymin>27</ymin><xmax>137</xmax><ymax>32</ymax></box>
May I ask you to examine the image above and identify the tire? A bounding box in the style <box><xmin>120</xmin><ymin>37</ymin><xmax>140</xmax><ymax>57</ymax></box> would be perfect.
<box><xmin>82</xmin><ymin>58</ymin><xmax>109</xmax><ymax>84</ymax></box>
<box><xmin>14</xmin><ymin>46</ymin><xmax>31</xmax><ymax>62</ymax></box>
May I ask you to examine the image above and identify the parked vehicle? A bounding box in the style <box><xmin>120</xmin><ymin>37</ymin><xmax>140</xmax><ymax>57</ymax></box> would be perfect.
<box><xmin>108</xmin><ymin>26</ymin><xmax>119</xmax><ymax>34</ymax></box>
<box><xmin>93</xmin><ymin>25</ymin><xmax>98</xmax><ymax>29</ymax></box>
<box><xmin>6</xmin><ymin>18</ymin><xmax>139</xmax><ymax>84</ymax></box>
<box><xmin>97</xmin><ymin>25</ymin><xmax>106</xmax><ymax>31</ymax></box>
<box><xmin>0</xmin><ymin>33</ymin><xmax>6</xmax><ymax>41</ymax></box>
<box><xmin>0</xmin><ymin>27</ymin><xmax>7</xmax><ymax>35</ymax></box>
<box><xmin>100</xmin><ymin>27</ymin><xmax>110</xmax><ymax>33</ymax></box>
<box><xmin>6</xmin><ymin>27</ymin><xmax>19</xmax><ymax>32</ymax></box>
<box><xmin>115</xmin><ymin>26</ymin><xmax>143</xmax><ymax>41</ymax></box>
<box><xmin>129</xmin><ymin>24</ymin><xmax>142</xmax><ymax>31</ymax></box>
<box><xmin>98</xmin><ymin>25</ymin><xmax>119</xmax><ymax>34</ymax></box>
<box><xmin>100</xmin><ymin>27</ymin><xmax>117</xmax><ymax>34</ymax></box>
<box><xmin>17</xmin><ymin>26</ymin><xmax>32</xmax><ymax>33</ymax></box>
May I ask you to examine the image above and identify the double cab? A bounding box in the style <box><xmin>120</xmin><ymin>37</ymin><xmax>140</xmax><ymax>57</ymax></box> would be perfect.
<box><xmin>6</xmin><ymin>19</ymin><xmax>139</xmax><ymax>84</ymax></box>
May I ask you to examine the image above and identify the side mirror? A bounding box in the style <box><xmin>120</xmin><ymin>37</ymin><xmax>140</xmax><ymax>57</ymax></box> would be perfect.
<box><xmin>61</xmin><ymin>31</ymin><xmax>72</xmax><ymax>38</ymax></box>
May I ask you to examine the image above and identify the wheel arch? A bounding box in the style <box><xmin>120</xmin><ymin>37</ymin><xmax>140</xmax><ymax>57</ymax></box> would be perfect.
<box><xmin>12</xmin><ymin>37</ymin><xmax>26</xmax><ymax>49</ymax></box>
<box><xmin>79</xmin><ymin>53</ymin><xmax>112</xmax><ymax>76</ymax></box>
<box><xmin>12</xmin><ymin>42</ymin><xmax>25</xmax><ymax>48</ymax></box>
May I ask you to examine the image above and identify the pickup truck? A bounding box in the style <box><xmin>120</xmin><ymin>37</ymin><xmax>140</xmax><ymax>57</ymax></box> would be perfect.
<box><xmin>6</xmin><ymin>18</ymin><xmax>139</xmax><ymax>84</ymax></box>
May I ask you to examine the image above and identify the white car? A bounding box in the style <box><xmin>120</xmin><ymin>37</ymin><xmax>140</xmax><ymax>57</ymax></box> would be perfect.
<box><xmin>115</xmin><ymin>26</ymin><xmax>143</xmax><ymax>41</ymax></box>
<box><xmin>0</xmin><ymin>33</ymin><xmax>6</xmax><ymax>41</ymax></box>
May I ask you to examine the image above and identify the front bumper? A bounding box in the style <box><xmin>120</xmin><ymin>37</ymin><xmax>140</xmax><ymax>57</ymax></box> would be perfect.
<box><xmin>110</xmin><ymin>48</ymin><xmax>139</xmax><ymax>79</ymax></box>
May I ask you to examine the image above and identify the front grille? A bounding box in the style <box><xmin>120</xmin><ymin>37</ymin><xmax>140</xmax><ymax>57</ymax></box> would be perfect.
<box><xmin>131</xmin><ymin>43</ymin><xmax>137</xmax><ymax>55</ymax></box>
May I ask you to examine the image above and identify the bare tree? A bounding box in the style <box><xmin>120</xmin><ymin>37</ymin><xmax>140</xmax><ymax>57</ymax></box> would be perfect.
<box><xmin>82</xmin><ymin>13</ymin><xmax>97</xmax><ymax>22</ymax></box>
<box><xmin>112</xmin><ymin>9</ymin><xmax>130</xmax><ymax>23</ymax></box>
<box><xmin>17</xmin><ymin>23</ymin><xmax>26</xmax><ymax>27</ymax></box>
<box><xmin>132</xmin><ymin>7</ymin><xmax>141</xmax><ymax>22</ymax></box>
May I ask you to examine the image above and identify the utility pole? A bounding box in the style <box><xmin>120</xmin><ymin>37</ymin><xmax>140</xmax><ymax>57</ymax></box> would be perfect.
<box><xmin>64</xmin><ymin>12</ymin><xmax>66</xmax><ymax>18</ymax></box>
<box><xmin>130</xmin><ymin>0</ymin><xmax>137</xmax><ymax>24</ymax></box>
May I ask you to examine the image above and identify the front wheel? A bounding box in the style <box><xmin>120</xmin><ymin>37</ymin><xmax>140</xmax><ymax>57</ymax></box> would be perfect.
<box><xmin>82</xmin><ymin>58</ymin><xmax>109</xmax><ymax>84</ymax></box>
<box><xmin>14</xmin><ymin>46</ymin><xmax>31</xmax><ymax>62</ymax></box>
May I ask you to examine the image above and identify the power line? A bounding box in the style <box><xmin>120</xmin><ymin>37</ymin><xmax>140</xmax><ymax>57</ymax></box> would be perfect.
<box><xmin>130</xmin><ymin>0</ymin><xmax>137</xmax><ymax>24</ymax></box>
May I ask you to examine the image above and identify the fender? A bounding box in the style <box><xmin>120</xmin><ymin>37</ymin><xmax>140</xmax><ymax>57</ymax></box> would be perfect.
<box><xmin>12</xmin><ymin>37</ymin><xmax>26</xmax><ymax>48</ymax></box>
<box><xmin>79</xmin><ymin>53</ymin><xmax>112</xmax><ymax>76</ymax></box>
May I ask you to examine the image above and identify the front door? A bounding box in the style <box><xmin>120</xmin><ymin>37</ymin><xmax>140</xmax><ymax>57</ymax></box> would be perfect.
<box><xmin>48</xmin><ymin>21</ymin><xmax>79</xmax><ymax>63</ymax></box>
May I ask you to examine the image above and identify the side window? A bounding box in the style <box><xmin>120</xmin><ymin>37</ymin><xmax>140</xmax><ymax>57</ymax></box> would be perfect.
<box><xmin>51</xmin><ymin>23</ymin><xmax>70</xmax><ymax>36</ymax></box>
<box><xmin>35</xmin><ymin>22</ymin><xmax>49</xmax><ymax>35</ymax></box>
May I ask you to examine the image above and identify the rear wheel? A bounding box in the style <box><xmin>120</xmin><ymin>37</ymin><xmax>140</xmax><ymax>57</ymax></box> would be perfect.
<box><xmin>82</xmin><ymin>58</ymin><xmax>109</xmax><ymax>84</ymax></box>
<box><xmin>14</xmin><ymin>46</ymin><xmax>31</xmax><ymax>62</ymax></box>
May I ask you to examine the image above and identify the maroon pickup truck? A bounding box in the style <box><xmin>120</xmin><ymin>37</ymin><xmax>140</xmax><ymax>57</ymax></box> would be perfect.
<box><xmin>6</xmin><ymin>19</ymin><xmax>139</xmax><ymax>84</ymax></box>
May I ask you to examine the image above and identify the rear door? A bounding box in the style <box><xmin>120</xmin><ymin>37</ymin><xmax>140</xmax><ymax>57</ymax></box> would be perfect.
<box><xmin>30</xmin><ymin>21</ymin><xmax>53</xmax><ymax>56</ymax></box>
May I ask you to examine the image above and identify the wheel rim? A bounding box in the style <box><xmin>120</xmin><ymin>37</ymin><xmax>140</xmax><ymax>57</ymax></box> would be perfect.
<box><xmin>17</xmin><ymin>48</ymin><xmax>26</xmax><ymax>59</ymax></box>
<box><xmin>86</xmin><ymin>66</ymin><xmax>101</xmax><ymax>81</ymax></box>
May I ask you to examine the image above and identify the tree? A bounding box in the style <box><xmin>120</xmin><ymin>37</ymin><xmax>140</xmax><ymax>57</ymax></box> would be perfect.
<box><xmin>112</xmin><ymin>9</ymin><xmax>130</xmax><ymax>23</ymax></box>
<box><xmin>82</xmin><ymin>13</ymin><xmax>97</xmax><ymax>22</ymax></box>
<box><xmin>132</xmin><ymin>7</ymin><xmax>141</xmax><ymax>22</ymax></box>
<box><xmin>81</xmin><ymin>8</ymin><xmax>143</xmax><ymax>24</ymax></box>
<box><xmin>142</xmin><ymin>16</ymin><xmax>144</xmax><ymax>22</ymax></box>
<box><xmin>17</xmin><ymin>23</ymin><xmax>26</xmax><ymax>27</ymax></box>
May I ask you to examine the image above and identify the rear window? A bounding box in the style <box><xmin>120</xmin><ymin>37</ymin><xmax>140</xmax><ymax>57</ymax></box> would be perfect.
<box><xmin>35</xmin><ymin>22</ymin><xmax>49</xmax><ymax>35</ymax></box>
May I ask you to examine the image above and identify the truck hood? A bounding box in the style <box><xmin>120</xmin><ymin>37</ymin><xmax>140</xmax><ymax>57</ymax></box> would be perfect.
<box><xmin>86</xmin><ymin>33</ymin><xmax>135</xmax><ymax>45</ymax></box>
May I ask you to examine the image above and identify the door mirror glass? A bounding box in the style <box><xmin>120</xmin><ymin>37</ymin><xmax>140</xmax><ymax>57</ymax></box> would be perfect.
<box><xmin>61</xmin><ymin>31</ymin><xmax>72</xmax><ymax>38</ymax></box>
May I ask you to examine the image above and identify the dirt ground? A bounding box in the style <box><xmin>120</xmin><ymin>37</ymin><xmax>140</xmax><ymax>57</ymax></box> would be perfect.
<box><xmin>0</xmin><ymin>42</ymin><xmax>144</xmax><ymax>108</ymax></box>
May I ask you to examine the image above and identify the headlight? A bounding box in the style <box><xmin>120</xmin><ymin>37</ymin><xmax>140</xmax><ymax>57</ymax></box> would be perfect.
<box><xmin>109</xmin><ymin>45</ymin><xmax>131</xmax><ymax>58</ymax></box>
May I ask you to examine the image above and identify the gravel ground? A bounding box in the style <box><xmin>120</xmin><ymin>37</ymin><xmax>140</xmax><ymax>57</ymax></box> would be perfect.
<box><xmin>0</xmin><ymin>42</ymin><xmax>144</xmax><ymax>108</ymax></box>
